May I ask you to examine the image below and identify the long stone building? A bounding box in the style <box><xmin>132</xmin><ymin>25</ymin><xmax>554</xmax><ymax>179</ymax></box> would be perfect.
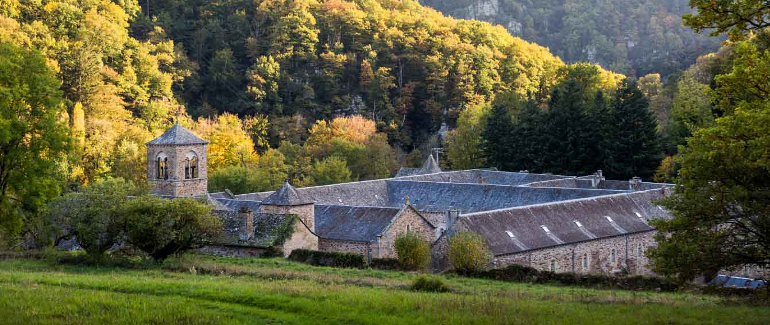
<box><xmin>145</xmin><ymin>123</ymin><xmax>766</xmax><ymax>278</ymax></box>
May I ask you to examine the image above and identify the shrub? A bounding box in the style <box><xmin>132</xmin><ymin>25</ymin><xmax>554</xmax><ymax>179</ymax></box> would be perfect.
<box><xmin>287</xmin><ymin>249</ymin><xmax>367</xmax><ymax>269</ymax></box>
<box><xmin>449</xmin><ymin>231</ymin><xmax>492</xmax><ymax>274</ymax></box>
<box><xmin>56</xmin><ymin>178</ymin><xmax>141</xmax><ymax>259</ymax></box>
<box><xmin>122</xmin><ymin>195</ymin><xmax>222</xmax><ymax>261</ymax></box>
<box><xmin>370</xmin><ymin>258</ymin><xmax>401</xmax><ymax>270</ymax></box>
<box><xmin>411</xmin><ymin>276</ymin><xmax>450</xmax><ymax>293</ymax></box>
<box><xmin>394</xmin><ymin>232</ymin><xmax>431</xmax><ymax>271</ymax></box>
<box><xmin>468</xmin><ymin>264</ymin><xmax>679</xmax><ymax>292</ymax></box>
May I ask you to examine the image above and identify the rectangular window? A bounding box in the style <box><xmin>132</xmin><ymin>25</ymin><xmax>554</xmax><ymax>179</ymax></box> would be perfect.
<box><xmin>611</xmin><ymin>249</ymin><xmax>616</xmax><ymax>263</ymax></box>
<box><xmin>574</xmin><ymin>220</ymin><xmax>583</xmax><ymax>228</ymax></box>
<box><xmin>506</xmin><ymin>231</ymin><xmax>514</xmax><ymax>238</ymax></box>
<box><xmin>637</xmin><ymin>246</ymin><xmax>642</xmax><ymax>258</ymax></box>
<box><xmin>583</xmin><ymin>253</ymin><xmax>588</xmax><ymax>269</ymax></box>
<box><xmin>550</xmin><ymin>260</ymin><xmax>555</xmax><ymax>272</ymax></box>
<box><xmin>541</xmin><ymin>225</ymin><xmax>551</xmax><ymax>233</ymax></box>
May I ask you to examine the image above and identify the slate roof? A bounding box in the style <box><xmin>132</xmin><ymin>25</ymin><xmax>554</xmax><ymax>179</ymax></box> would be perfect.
<box><xmin>213</xmin><ymin>198</ymin><xmax>295</xmax><ymax>247</ymax></box>
<box><xmin>237</xmin><ymin>179</ymin><xmax>390</xmax><ymax>206</ymax></box>
<box><xmin>147</xmin><ymin>123</ymin><xmax>208</xmax><ymax>145</ymax></box>
<box><xmin>262</xmin><ymin>181</ymin><xmax>314</xmax><ymax>206</ymax></box>
<box><xmin>395</xmin><ymin>155</ymin><xmax>442</xmax><ymax>177</ymax></box>
<box><xmin>399</xmin><ymin>170</ymin><xmax>573</xmax><ymax>186</ymax></box>
<box><xmin>385</xmin><ymin>180</ymin><xmax>627</xmax><ymax>213</ymax></box>
<box><xmin>314</xmin><ymin>205</ymin><xmax>403</xmax><ymax>242</ymax></box>
<box><xmin>458</xmin><ymin>189</ymin><xmax>671</xmax><ymax>256</ymax></box>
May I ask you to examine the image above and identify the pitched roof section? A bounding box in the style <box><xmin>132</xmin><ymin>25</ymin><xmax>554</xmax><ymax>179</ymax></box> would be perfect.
<box><xmin>147</xmin><ymin>123</ymin><xmax>209</xmax><ymax>145</ymax></box>
<box><xmin>395</xmin><ymin>155</ymin><xmax>442</xmax><ymax>177</ymax></box>
<box><xmin>262</xmin><ymin>181</ymin><xmax>314</xmax><ymax>206</ymax></box>
<box><xmin>314</xmin><ymin>205</ymin><xmax>402</xmax><ymax>242</ymax></box>
<box><xmin>385</xmin><ymin>180</ymin><xmax>626</xmax><ymax>213</ymax></box>
<box><xmin>458</xmin><ymin>189</ymin><xmax>671</xmax><ymax>256</ymax></box>
<box><xmin>420</xmin><ymin>154</ymin><xmax>442</xmax><ymax>174</ymax></box>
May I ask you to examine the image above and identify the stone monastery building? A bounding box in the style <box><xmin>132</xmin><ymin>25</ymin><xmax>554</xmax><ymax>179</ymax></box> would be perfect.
<box><xmin>147</xmin><ymin>122</ymin><xmax>676</xmax><ymax>275</ymax></box>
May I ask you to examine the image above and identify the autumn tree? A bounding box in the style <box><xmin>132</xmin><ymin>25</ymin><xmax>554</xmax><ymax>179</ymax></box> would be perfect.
<box><xmin>0</xmin><ymin>43</ymin><xmax>70</xmax><ymax>237</ymax></box>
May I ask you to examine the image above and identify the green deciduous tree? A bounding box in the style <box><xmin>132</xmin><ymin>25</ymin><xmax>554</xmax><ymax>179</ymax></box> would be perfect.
<box><xmin>0</xmin><ymin>43</ymin><xmax>70</xmax><ymax>237</ymax></box>
<box><xmin>684</xmin><ymin>0</ymin><xmax>770</xmax><ymax>39</ymax></box>
<box><xmin>651</xmin><ymin>106</ymin><xmax>770</xmax><ymax>283</ymax></box>
<box><xmin>311</xmin><ymin>156</ymin><xmax>352</xmax><ymax>186</ymax></box>
<box><xmin>70</xmin><ymin>178</ymin><xmax>142</xmax><ymax>258</ymax></box>
<box><xmin>446</xmin><ymin>103</ymin><xmax>489</xmax><ymax>170</ymax></box>
<box><xmin>122</xmin><ymin>195</ymin><xmax>221</xmax><ymax>261</ymax></box>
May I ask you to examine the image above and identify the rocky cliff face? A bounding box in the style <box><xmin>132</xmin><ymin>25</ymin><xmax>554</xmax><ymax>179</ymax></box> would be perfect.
<box><xmin>419</xmin><ymin>0</ymin><xmax>722</xmax><ymax>78</ymax></box>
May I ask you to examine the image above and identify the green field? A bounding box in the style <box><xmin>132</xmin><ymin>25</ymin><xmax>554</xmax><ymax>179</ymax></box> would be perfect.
<box><xmin>0</xmin><ymin>254</ymin><xmax>768</xmax><ymax>325</ymax></box>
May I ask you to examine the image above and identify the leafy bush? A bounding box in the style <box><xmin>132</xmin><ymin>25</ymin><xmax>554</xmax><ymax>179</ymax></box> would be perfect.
<box><xmin>287</xmin><ymin>249</ymin><xmax>367</xmax><ymax>269</ymax></box>
<box><xmin>369</xmin><ymin>258</ymin><xmax>401</xmax><ymax>270</ymax></box>
<box><xmin>449</xmin><ymin>231</ymin><xmax>492</xmax><ymax>274</ymax></box>
<box><xmin>394</xmin><ymin>232</ymin><xmax>431</xmax><ymax>271</ymax></box>
<box><xmin>468</xmin><ymin>264</ymin><xmax>679</xmax><ymax>292</ymax></box>
<box><xmin>411</xmin><ymin>276</ymin><xmax>450</xmax><ymax>293</ymax></box>
<box><xmin>51</xmin><ymin>178</ymin><xmax>142</xmax><ymax>259</ymax></box>
<box><xmin>122</xmin><ymin>195</ymin><xmax>222</xmax><ymax>261</ymax></box>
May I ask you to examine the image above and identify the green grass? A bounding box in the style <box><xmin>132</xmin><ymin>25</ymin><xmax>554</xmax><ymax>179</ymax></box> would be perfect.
<box><xmin>0</xmin><ymin>254</ymin><xmax>768</xmax><ymax>325</ymax></box>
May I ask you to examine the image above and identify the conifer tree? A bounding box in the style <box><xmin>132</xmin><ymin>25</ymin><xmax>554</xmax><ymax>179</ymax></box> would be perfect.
<box><xmin>605</xmin><ymin>81</ymin><xmax>662</xmax><ymax>180</ymax></box>
<box><xmin>578</xmin><ymin>91</ymin><xmax>611</xmax><ymax>175</ymax></box>
<box><xmin>509</xmin><ymin>97</ymin><xmax>545</xmax><ymax>172</ymax></box>
<box><xmin>543</xmin><ymin>79</ymin><xmax>590</xmax><ymax>175</ymax></box>
<box><xmin>482</xmin><ymin>103</ymin><xmax>514</xmax><ymax>171</ymax></box>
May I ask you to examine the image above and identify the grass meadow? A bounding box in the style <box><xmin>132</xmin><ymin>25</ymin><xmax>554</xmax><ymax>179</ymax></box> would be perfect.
<box><xmin>0</xmin><ymin>253</ymin><xmax>768</xmax><ymax>325</ymax></box>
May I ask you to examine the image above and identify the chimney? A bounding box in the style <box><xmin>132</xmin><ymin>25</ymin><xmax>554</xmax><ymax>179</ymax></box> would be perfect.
<box><xmin>590</xmin><ymin>170</ymin><xmax>605</xmax><ymax>188</ymax></box>
<box><xmin>629</xmin><ymin>177</ymin><xmax>642</xmax><ymax>191</ymax></box>
<box><xmin>446</xmin><ymin>209</ymin><xmax>460</xmax><ymax>230</ymax></box>
<box><xmin>238</xmin><ymin>206</ymin><xmax>254</xmax><ymax>241</ymax></box>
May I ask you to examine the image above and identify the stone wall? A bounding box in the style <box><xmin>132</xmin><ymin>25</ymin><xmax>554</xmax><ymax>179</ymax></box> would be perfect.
<box><xmin>197</xmin><ymin>245</ymin><xmax>267</xmax><ymax>257</ymax></box>
<box><xmin>281</xmin><ymin>218</ymin><xmax>319</xmax><ymax>257</ymax></box>
<box><xmin>318</xmin><ymin>238</ymin><xmax>371</xmax><ymax>257</ymax></box>
<box><xmin>375</xmin><ymin>206</ymin><xmax>435</xmax><ymax>258</ymax></box>
<box><xmin>493</xmin><ymin>231</ymin><xmax>658</xmax><ymax>276</ymax></box>
<box><xmin>147</xmin><ymin>143</ymin><xmax>208</xmax><ymax>197</ymax></box>
<box><xmin>261</xmin><ymin>204</ymin><xmax>315</xmax><ymax>232</ymax></box>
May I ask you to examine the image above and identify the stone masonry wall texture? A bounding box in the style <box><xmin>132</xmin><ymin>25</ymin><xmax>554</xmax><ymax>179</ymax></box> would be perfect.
<box><xmin>376</xmin><ymin>207</ymin><xmax>435</xmax><ymax>259</ymax></box>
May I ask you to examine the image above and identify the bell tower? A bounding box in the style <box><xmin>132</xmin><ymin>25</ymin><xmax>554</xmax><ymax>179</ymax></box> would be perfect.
<box><xmin>146</xmin><ymin>122</ymin><xmax>209</xmax><ymax>197</ymax></box>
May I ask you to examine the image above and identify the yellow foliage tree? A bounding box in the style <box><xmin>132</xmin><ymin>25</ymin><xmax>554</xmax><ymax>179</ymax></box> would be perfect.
<box><xmin>196</xmin><ymin>113</ymin><xmax>258</xmax><ymax>172</ymax></box>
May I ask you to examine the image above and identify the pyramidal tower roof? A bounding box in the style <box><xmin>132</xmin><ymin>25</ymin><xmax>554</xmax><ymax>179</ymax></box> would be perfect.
<box><xmin>263</xmin><ymin>181</ymin><xmax>314</xmax><ymax>206</ymax></box>
<box><xmin>418</xmin><ymin>154</ymin><xmax>442</xmax><ymax>174</ymax></box>
<box><xmin>147</xmin><ymin>123</ymin><xmax>209</xmax><ymax>145</ymax></box>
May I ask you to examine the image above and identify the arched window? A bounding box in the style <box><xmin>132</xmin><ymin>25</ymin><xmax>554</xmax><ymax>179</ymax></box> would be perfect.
<box><xmin>184</xmin><ymin>151</ymin><xmax>198</xmax><ymax>179</ymax></box>
<box><xmin>156</xmin><ymin>153</ymin><xmax>168</xmax><ymax>180</ymax></box>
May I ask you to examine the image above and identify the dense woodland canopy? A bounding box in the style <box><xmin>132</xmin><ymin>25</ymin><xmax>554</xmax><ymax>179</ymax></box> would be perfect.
<box><xmin>420</xmin><ymin>0</ymin><xmax>723</xmax><ymax>78</ymax></box>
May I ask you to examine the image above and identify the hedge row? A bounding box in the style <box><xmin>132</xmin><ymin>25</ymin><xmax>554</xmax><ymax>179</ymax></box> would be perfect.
<box><xmin>287</xmin><ymin>249</ymin><xmax>367</xmax><ymax>269</ymax></box>
<box><xmin>369</xmin><ymin>258</ymin><xmax>401</xmax><ymax>270</ymax></box>
<box><xmin>466</xmin><ymin>264</ymin><xmax>679</xmax><ymax>292</ymax></box>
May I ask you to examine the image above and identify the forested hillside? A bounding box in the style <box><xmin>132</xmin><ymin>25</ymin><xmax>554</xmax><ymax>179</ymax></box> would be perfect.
<box><xmin>419</xmin><ymin>0</ymin><xmax>723</xmax><ymax>78</ymax></box>
<box><xmin>132</xmin><ymin>0</ymin><xmax>594</xmax><ymax>144</ymax></box>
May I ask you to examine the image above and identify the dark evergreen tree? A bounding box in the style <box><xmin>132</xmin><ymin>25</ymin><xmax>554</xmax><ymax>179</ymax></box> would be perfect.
<box><xmin>605</xmin><ymin>81</ymin><xmax>662</xmax><ymax>180</ymax></box>
<box><xmin>482</xmin><ymin>103</ymin><xmax>514</xmax><ymax>170</ymax></box>
<box><xmin>543</xmin><ymin>79</ymin><xmax>590</xmax><ymax>175</ymax></box>
<box><xmin>510</xmin><ymin>97</ymin><xmax>545</xmax><ymax>172</ymax></box>
<box><xmin>578</xmin><ymin>90</ymin><xmax>612</xmax><ymax>175</ymax></box>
